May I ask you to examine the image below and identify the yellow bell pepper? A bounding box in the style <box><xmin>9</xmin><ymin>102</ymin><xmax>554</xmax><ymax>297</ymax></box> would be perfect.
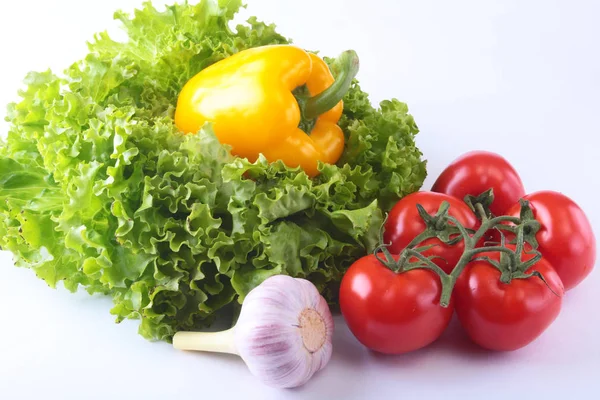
<box><xmin>174</xmin><ymin>45</ymin><xmax>359</xmax><ymax>177</ymax></box>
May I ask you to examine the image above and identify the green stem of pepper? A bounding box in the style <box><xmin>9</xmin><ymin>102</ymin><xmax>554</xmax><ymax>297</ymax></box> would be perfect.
<box><xmin>304</xmin><ymin>50</ymin><xmax>360</xmax><ymax>119</ymax></box>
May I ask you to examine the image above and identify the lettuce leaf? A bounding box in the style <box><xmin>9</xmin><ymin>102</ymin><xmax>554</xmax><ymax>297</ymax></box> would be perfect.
<box><xmin>0</xmin><ymin>0</ymin><xmax>426</xmax><ymax>341</ymax></box>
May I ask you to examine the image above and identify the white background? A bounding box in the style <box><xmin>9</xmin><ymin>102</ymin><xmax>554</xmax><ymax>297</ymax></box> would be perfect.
<box><xmin>1</xmin><ymin>0</ymin><xmax>599</xmax><ymax>398</ymax></box>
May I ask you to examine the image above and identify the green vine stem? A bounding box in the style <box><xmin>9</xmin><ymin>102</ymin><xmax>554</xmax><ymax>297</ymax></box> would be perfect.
<box><xmin>371</xmin><ymin>198</ymin><xmax>554</xmax><ymax>308</ymax></box>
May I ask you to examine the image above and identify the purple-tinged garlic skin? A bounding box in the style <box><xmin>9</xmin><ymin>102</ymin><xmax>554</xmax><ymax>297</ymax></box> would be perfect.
<box><xmin>234</xmin><ymin>275</ymin><xmax>334</xmax><ymax>389</ymax></box>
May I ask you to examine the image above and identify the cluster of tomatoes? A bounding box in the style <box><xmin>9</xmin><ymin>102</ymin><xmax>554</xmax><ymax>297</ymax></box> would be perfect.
<box><xmin>339</xmin><ymin>151</ymin><xmax>596</xmax><ymax>353</ymax></box>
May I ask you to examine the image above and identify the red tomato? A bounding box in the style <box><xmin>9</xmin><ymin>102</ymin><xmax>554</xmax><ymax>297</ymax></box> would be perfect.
<box><xmin>432</xmin><ymin>151</ymin><xmax>526</xmax><ymax>216</ymax></box>
<box><xmin>383</xmin><ymin>191</ymin><xmax>477</xmax><ymax>274</ymax></box>
<box><xmin>339</xmin><ymin>254</ymin><xmax>454</xmax><ymax>354</ymax></box>
<box><xmin>454</xmin><ymin>247</ymin><xmax>564</xmax><ymax>351</ymax></box>
<box><xmin>505</xmin><ymin>190</ymin><xmax>596</xmax><ymax>291</ymax></box>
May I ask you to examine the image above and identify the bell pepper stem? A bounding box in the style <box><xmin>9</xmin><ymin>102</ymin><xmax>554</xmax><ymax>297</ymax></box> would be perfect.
<box><xmin>305</xmin><ymin>50</ymin><xmax>360</xmax><ymax>119</ymax></box>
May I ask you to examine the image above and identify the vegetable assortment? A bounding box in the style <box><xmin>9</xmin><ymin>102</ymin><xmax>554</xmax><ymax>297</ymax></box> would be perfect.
<box><xmin>0</xmin><ymin>0</ymin><xmax>596</xmax><ymax>391</ymax></box>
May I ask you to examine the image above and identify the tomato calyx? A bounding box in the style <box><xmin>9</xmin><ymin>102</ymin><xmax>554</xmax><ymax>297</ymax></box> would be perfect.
<box><xmin>374</xmin><ymin>202</ymin><xmax>468</xmax><ymax>274</ymax></box>
<box><xmin>374</xmin><ymin>210</ymin><xmax>450</xmax><ymax>275</ymax></box>
<box><xmin>473</xmin><ymin>227</ymin><xmax>538</xmax><ymax>280</ymax></box>
<box><xmin>512</xmin><ymin>199</ymin><xmax>542</xmax><ymax>249</ymax></box>
<box><xmin>373</xmin><ymin>240</ymin><xmax>454</xmax><ymax>302</ymax></box>
<box><xmin>374</xmin><ymin>244</ymin><xmax>449</xmax><ymax>276</ymax></box>
<box><xmin>471</xmin><ymin>229</ymin><xmax>561</xmax><ymax>297</ymax></box>
<box><xmin>464</xmin><ymin>189</ymin><xmax>496</xmax><ymax>220</ymax></box>
<box><xmin>413</xmin><ymin>201</ymin><xmax>468</xmax><ymax>245</ymax></box>
<box><xmin>485</xmin><ymin>198</ymin><xmax>542</xmax><ymax>249</ymax></box>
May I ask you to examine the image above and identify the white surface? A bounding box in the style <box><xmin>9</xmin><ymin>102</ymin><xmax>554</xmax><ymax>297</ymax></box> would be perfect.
<box><xmin>1</xmin><ymin>0</ymin><xmax>599</xmax><ymax>398</ymax></box>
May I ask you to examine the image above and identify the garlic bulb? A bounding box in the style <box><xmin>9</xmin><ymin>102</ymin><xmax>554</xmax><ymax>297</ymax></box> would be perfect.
<box><xmin>173</xmin><ymin>275</ymin><xmax>334</xmax><ymax>388</ymax></box>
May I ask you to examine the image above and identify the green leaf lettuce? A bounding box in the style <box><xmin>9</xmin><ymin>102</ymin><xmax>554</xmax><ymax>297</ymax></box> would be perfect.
<box><xmin>0</xmin><ymin>0</ymin><xmax>426</xmax><ymax>341</ymax></box>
